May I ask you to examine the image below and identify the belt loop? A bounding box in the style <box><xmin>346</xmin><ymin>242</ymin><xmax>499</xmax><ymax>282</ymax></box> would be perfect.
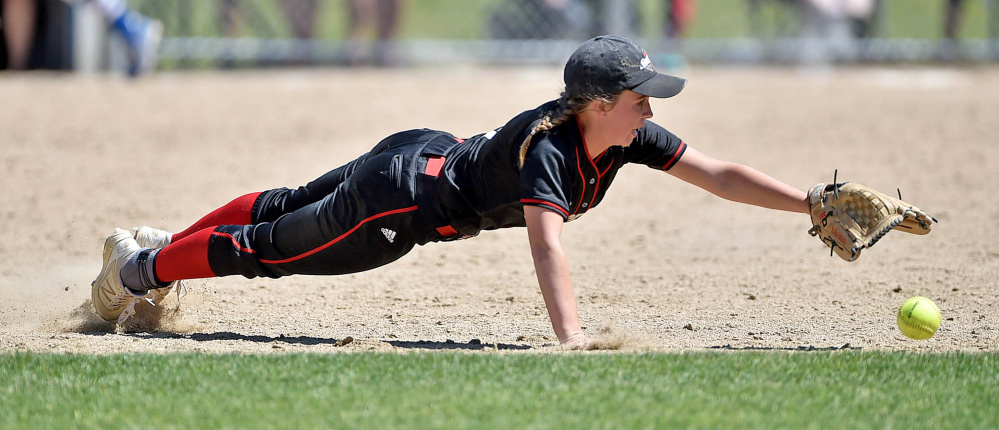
<box><xmin>424</xmin><ymin>156</ymin><xmax>446</xmax><ymax>177</ymax></box>
<box><xmin>436</xmin><ymin>225</ymin><xmax>458</xmax><ymax>237</ymax></box>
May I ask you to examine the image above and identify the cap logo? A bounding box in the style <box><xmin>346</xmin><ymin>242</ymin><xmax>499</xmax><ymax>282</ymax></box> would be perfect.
<box><xmin>639</xmin><ymin>51</ymin><xmax>653</xmax><ymax>71</ymax></box>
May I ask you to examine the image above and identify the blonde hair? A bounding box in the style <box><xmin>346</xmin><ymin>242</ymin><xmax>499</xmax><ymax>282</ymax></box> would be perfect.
<box><xmin>519</xmin><ymin>91</ymin><xmax>618</xmax><ymax>167</ymax></box>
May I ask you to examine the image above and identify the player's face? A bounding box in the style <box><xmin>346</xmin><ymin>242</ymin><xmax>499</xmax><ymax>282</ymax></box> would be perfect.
<box><xmin>603</xmin><ymin>90</ymin><xmax>653</xmax><ymax>146</ymax></box>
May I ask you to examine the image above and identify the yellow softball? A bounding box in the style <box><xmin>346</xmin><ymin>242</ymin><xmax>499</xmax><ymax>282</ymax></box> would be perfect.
<box><xmin>897</xmin><ymin>296</ymin><xmax>942</xmax><ymax>340</ymax></box>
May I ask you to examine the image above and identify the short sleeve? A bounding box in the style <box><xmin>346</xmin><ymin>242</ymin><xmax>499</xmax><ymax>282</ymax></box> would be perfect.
<box><xmin>622</xmin><ymin>121</ymin><xmax>688</xmax><ymax>171</ymax></box>
<box><xmin>519</xmin><ymin>135</ymin><xmax>572</xmax><ymax>220</ymax></box>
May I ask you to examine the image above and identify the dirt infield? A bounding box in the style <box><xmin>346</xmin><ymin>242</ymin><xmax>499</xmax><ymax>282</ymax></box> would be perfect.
<box><xmin>1</xmin><ymin>66</ymin><xmax>996</xmax><ymax>354</ymax></box>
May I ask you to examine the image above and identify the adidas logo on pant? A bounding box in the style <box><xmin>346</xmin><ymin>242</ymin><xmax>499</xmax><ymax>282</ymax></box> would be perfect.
<box><xmin>381</xmin><ymin>228</ymin><xmax>396</xmax><ymax>243</ymax></box>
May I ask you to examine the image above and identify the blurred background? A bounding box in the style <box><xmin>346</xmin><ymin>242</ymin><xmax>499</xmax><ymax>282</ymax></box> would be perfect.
<box><xmin>2</xmin><ymin>0</ymin><xmax>998</xmax><ymax>75</ymax></box>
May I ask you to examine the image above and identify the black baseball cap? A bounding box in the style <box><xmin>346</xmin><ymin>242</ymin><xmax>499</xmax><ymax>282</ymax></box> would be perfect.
<box><xmin>564</xmin><ymin>35</ymin><xmax>686</xmax><ymax>99</ymax></box>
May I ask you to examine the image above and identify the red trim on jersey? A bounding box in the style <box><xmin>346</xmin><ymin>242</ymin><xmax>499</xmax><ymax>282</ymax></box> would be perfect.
<box><xmin>454</xmin><ymin>137</ymin><xmax>465</xmax><ymax>143</ymax></box>
<box><xmin>662</xmin><ymin>141</ymin><xmax>687</xmax><ymax>170</ymax></box>
<box><xmin>572</xmin><ymin>147</ymin><xmax>588</xmax><ymax>214</ymax></box>
<box><xmin>577</xmin><ymin>119</ymin><xmax>596</xmax><ymax>164</ymax></box>
<box><xmin>573</xmin><ymin>120</ymin><xmax>593</xmax><ymax>212</ymax></box>
<box><xmin>576</xmin><ymin>119</ymin><xmax>604</xmax><ymax>210</ymax></box>
<box><xmin>521</xmin><ymin>199</ymin><xmax>570</xmax><ymax>218</ymax></box>
<box><xmin>259</xmin><ymin>206</ymin><xmax>420</xmax><ymax>265</ymax></box>
<box><xmin>599</xmin><ymin>161</ymin><xmax>614</xmax><ymax>177</ymax></box>
<box><xmin>586</xmin><ymin>181</ymin><xmax>600</xmax><ymax>209</ymax></box>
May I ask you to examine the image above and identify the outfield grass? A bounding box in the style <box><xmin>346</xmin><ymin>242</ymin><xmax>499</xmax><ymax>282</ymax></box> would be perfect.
<box><xmin>1</xmin><ymin>351</ymin><xmax>996</xmax><ymax>429</ymax></box>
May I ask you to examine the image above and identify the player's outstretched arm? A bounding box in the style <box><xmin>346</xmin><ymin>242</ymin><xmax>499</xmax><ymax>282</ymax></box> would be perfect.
<box><xmin>524</xmin><ymin>206</ymin><xmax>587</xmax><ymax>347</ymax></box>
<box><xmin>667</xmin><ymin>146</ymin><xmax>809</xmax><ymax>213</ymax></box>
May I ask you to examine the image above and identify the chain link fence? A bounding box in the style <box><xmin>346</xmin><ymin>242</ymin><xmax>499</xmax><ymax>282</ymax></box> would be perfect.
<box><xmin>124</xmin><ymin>0</ymin><xmax>999</xmax><ymax>68</ymax></box>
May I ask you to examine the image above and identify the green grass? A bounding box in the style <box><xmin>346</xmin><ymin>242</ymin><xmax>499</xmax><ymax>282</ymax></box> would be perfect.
<box><xmin>1</xmin><ymin>351</ymin><xmax>997</xmax><ymax>429</ymax></box>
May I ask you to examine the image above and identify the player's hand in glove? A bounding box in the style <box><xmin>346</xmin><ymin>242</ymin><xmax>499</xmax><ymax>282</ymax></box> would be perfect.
<box><xmin>807</xmin><ymin>181</ymin><xmax>937</xmax><ymax>262</ymax></box>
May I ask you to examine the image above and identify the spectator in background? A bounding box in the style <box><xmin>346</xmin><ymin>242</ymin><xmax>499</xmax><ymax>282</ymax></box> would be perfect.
<box><xmin>797</xmin><ymin>0</ymin><xmax>877</xmax><ymax>63</ymax></box>
<box><xmin>666</xmin><ymin>0</ymin><xmax>696</xmax><ymax>39</ymax></box>
<box><xmin>88</xmin><ymin>0</ymin><xmax>162</xmax><ymax>76</ymax></box>
<box><xmin>281</xmin><ymin>0</ymin><xmax>319</xmax><ymax>64</ymax></box>
<box><xmin>221</xmin><ymin>0</ymin><xmax>407</xmax><ymax>67</ymax></box>
<box><xmin>219</xmin><ymin>0</ymin><xmax>241</xmax><ymax>68</ymax></box>
<box><xmin>488</xmin><ymin>0</ymin><xmax>645</xmax><ymax>42</ymax></box>
<box><xmin>944</xmin><ymin>0</ymin><xmax>965</xmax><ymax>40</ymax></box>
<box><xmin>488</xmin><ymin>0</ymin><xmax>593</xmax><ymax>41</ymax></box>
<box><xmin>282</xmin><ymin>0</ymin><xmax>318</xmax><ymax>42</ymax></box>
<box><xmin>1</xmin><ymin>0</ymin><xmax>35</xmax><ymax>70</ymax></box>
<box><xmin>941</xmin><ymin>0</ymin><xmax>965</xmax><ymax>60</ymax></box>
<box><xmin>220</xmin><ymin>0</ymin><xmax>319</xmax><ymax>69</ymax></box>
<box><xmin>221</xmin><ymin>0</ymin><xmax>321</xmax><ymax>66</ymax></box>
<box><xmin>1</xmin><ymin>0</ymin><xmax>161</xmax><ymax>76</ymax></box>
<box><xmin>345</xmin><ymin>0</ymin><xmax>407</xmax><ymax>66</ymax></box>
<box><xmin>660</xmin><ymin>0</ymin><xmax>696</xmax><ymax>69</ymax></box>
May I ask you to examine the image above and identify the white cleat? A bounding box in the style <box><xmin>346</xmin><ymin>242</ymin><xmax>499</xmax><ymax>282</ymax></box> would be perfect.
<box><xmin>131</xmin><ymin>226</ymin><xmax>187</xmax><ymax>304</ymax></box>
<box><xmin>131</xmin><ymin>225</ymin><xmax>173</xmax><ymax>249</ymax></box>
<box><xmin>91</xmin><ymin>228</ymin><xmax>158</xmax><ymax>322</ymax></box>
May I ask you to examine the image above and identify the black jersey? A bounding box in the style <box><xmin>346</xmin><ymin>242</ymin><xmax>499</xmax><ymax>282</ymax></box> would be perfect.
<box><xmin>427</xmin><ymin>100</ymin><xmax>687</xmax><ymax>237</ymax></box>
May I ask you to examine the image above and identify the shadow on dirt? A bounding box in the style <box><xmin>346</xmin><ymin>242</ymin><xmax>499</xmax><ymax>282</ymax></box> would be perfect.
<box><xmin>78</xmin><ymin>330</ymin><xmax>355</xmax><ymax>347</ymax></box>
<box><xmin>386</xmin><ymin>340</ymin><xmax>534</xmax><ymax>351</ymax></box>
<box><xmin>709</xmin><ymin>343</ymin><xmax>860</xmax><ymax>351</ymax></box>
<box><xmin>75</xmin><ymin>330</ymin><xmax>534</xmax><ymax>351</ymax></box>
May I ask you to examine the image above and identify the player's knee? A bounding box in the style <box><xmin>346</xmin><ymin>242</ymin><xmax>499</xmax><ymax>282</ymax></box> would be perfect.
<box><xmin>252</xmin><ymin>187</ymin><xmax>313</xmax><ymax>223</ymax></box>
<box><xmin>206</xmin><ymin>225</ymin><xmax>281</xmax><ymax>279</ymax></box>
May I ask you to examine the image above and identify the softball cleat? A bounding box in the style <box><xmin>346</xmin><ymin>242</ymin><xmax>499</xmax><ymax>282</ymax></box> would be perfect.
<box><xmin>91</xmin><ymin>228</ymin><xmax>158</xmax><ymax>322</ymax></box>
<box><xmin>131</xmin><ymin>225</ymin><xmax>173</xmax><ymax>249</ymax></box>
<box><xmin>130</xmin><ymin>226</ymin><xmax>187</xmax><ymax>303</ymax></box>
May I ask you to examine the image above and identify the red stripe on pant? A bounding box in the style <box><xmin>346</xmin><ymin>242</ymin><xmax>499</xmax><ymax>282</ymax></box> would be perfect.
<box><xmin>258</xmin><ymin>205</ymin><xmax>419</xmax><ymax>265</ymax></box>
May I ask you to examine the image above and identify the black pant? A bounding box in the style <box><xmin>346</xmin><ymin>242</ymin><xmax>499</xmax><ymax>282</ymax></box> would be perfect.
<box><xmin>206</xmin><ymin>129</ymin><xmax>454</xmax><ymax>279</ymax></box>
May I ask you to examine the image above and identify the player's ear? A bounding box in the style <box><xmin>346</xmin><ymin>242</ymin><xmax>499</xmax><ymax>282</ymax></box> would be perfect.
<box><xmin>588</xmin><ymin>99</ymin><xmax>611</xmax><ymax>114</ymax></box>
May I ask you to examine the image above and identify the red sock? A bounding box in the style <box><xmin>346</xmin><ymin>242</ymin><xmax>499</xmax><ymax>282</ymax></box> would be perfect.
<box><xmin>172</xmin><ymin>192</ymin><xmax>261</xmax><ymax>242</ymax></box>
<box><xmin>155</xmin><ymin>229</ymin><xmax>217</xmax><ymax>282</ymax></box>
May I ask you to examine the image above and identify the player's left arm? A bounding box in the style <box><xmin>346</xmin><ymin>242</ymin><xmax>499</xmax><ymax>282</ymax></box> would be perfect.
<box><xmin>524</xmin><ymin>205</ymin><xmax>586</xmax><ymax>347</ymax></box>
<box><xmin>667</xmin><ymin>146</ymin><xmax>809</xmax><ymax>213</ymax></box>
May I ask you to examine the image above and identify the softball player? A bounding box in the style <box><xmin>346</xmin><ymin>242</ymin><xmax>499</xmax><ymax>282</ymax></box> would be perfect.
<box><xmin>92</xmin><ymin>35</ymin><xmax>809</xmax><ymax>348</ymax></box>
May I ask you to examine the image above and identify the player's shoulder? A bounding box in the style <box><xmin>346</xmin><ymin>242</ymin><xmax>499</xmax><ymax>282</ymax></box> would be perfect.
<box><xmin>489</xmin><ymin>99</ymin><xmax>561</xmax><ymax>144</ymax></box>
<box><xmin>536</xmin><ymin>113</ymin><xmax>581</xmax><ymax>147</ymax></box>
<box><xmin>621</xmin><ymin>120</ymin><xmax>688</xmax><ymax>169</ymax></box>
<box><xmin>509</xmin><ymin>99</ymin><xmax>560</xmax><ymax>127</ymax></box>
<box><xmin>526</xmin><ymin>131</ymin><xmax>571</xmax><ymax>158</ymax></box>
<box><xmin>638</xmin><ymin>120</ymin><xmax>673</xmax><ymax>137</ymax></box>
<box><xmin>631</xmin><ymin>120</ymin><xmax>682</xmax><ymax>146</ymax></box>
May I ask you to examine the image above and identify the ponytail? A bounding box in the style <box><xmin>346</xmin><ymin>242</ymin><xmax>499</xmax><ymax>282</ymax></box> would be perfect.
<box><xmin>518</xmin><ymin>91</ymin><xmax>618</xmax><ymax>167</ymax></box>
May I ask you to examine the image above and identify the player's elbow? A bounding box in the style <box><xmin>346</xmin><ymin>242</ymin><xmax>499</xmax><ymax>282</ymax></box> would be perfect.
<box><xmin>529</xmin><ymin>237</ymin><xmax>561</xmax><ymax>260</ymax></box>
<box><xmin>704</xmin><ymin>162</ymin><xmax>745</xmax><ymax>199</ymax></box>
<box><xmin>528</xmin><ymin>235</ymin><xmax>565</xmax><ymax>266</ymax></box>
